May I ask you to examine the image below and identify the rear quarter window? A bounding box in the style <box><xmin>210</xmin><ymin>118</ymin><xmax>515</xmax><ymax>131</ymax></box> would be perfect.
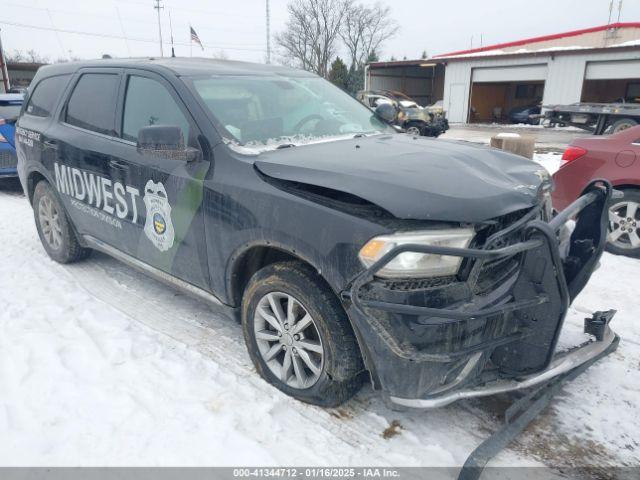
<box><xmin>65</xmin><ymin>73</ymin><xmax>120</xmax><ymax>136</ymax></box>
<box><xmin>25</xmin><ymin>75</ymin><xmax>70</xmax><ymax>117</ymax></box>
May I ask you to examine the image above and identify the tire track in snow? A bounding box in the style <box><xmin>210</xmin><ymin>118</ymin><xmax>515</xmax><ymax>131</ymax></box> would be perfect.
<box><xmin>0</xmin><ymin>190</ymin><xmax>552</xmax><ymax>470</ymax></box>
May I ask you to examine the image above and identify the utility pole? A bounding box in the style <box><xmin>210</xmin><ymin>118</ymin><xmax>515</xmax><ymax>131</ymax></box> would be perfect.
<box><xmin>168</xmin><ymin>9</ymin><xmax>175</xmax><ymax>57</ymax></box>
<box><xmin>617</xmin><ymin>0</ymin><xmax>624</xmax><ymax>22</ymax></box>
<box><xmin>154</xmin><ymin>0</ymin><xmax>164</xmax><ymax>57</ymax></box>
<box><xmin>266</xmin><ymin>0</ymin><xmax>271</xmax><ymax>64</ymax></box>
<box><xmin>608</xmin><ymin>0</ymin><xmax>614</xmax><ymax>24</ymax></box>
<box><xmin>0</xmin><ymin>29</ymin><xmax>10</xmax><ymax>92</ymax></box>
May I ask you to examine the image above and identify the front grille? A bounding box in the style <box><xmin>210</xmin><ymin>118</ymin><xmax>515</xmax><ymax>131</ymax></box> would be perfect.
<box><xmin>0</xmin><ymin>150</ymin><xmax>17</xmax><ymax>169</ymax></box>
<box><xmin>473</xmin><ymin>257</ymin><xmax>520</xmax><ymax>295</ymax></box>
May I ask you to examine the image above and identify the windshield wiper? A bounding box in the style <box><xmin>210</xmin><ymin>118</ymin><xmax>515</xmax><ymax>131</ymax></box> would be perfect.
<box><xmin>276</xmin><ymin>143</ymin><xmax>296</xmax><ymax>149</ymax></box>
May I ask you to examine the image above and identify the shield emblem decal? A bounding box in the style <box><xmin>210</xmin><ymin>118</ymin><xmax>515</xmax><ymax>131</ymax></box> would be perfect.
<box><xmin>143</xmin><ymin>180</ymin><xmax>175</xmax><ymax>252</ymax></box>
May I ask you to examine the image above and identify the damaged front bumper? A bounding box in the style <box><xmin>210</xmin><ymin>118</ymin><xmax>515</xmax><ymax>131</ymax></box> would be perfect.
<box><xmin>344</xmin><ymin>180</ymin><xmax>618</xmax><ymax>408</ymax></box>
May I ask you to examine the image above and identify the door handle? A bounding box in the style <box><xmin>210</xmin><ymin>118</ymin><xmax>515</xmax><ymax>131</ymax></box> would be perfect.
<box><xmin>109</xmin><ymin>159</ymin><xmax>129</xmax><ymax>171</ymax></box>
<box><xmin>43</xmin><ymin>139</ymin><xmax>58</xmax><ymax>150</ymax></box>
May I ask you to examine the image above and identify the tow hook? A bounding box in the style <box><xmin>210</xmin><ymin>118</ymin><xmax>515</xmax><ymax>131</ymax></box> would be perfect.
<box><xmin>584</xmin><ymin>309</ymin><xmax>616</xmax><ymax>341</ymax></box>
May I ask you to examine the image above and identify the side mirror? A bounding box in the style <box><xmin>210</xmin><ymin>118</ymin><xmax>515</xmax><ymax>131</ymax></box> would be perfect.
<box><xmin>375</xmin><ymin>103</ymin><xmax>397</xmax><ymax>124</ymax></box>
<box><xmin>136</xmin><ymin>125</ymin><xmax>200</xmax><ymax>162</ymax></box>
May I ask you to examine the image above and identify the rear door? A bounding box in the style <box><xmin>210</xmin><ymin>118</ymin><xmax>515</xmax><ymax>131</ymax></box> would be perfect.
<box><xmin>45</xmin><ymin>68</ymin><xmax>125</xmax><ymax>246</ymax></box>
<box><xmin>106</xmin><ymin>69</ymin><xmax>212</xmax><ymax>290</ymax></box>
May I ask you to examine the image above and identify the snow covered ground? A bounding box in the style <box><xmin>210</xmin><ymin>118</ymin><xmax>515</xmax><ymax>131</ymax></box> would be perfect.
<box><xmin>0</xmin><ymin>179</ymin><xmax>638</xmax><ymax>475</ymax></box>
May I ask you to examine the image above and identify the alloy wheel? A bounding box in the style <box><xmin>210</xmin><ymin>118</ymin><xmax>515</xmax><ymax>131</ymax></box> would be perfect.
<box><xmin>253</xmin><ymin>291</ymin><xmax>324</xmax><ymax>389</ymax></box>
<box><xmin>608</xmin><ymin>201</ymin><xmax>640</xmax><ymax>250</ymax></box>
<box><xmin>38</xmin><ymin>195</ymin><xmax>63</xmax><ymax>250</ymax></box>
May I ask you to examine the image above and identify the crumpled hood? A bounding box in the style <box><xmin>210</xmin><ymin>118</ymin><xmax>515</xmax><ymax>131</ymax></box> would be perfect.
<box><xmin>254</xmin><ymin>134</ymin><xmax>549</xmax><ymax>223</ymax></box>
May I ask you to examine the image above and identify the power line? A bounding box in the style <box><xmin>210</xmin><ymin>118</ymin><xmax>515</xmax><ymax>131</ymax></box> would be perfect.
<box><xmin>0</xmin><ymin>1</ymin><xmax>268</xmax><ymax>46</ymax></box>
<box><xmin>0</xmin><ymin>20</ymin><xmax>268</xmax><ymax>53</ymax></box>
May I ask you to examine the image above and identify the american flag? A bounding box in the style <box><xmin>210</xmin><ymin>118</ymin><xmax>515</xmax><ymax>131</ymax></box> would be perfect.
<box><xmin>190</xmin><ymin>26</ymin><xmax>204</xmax><ymax>50</ymax></box>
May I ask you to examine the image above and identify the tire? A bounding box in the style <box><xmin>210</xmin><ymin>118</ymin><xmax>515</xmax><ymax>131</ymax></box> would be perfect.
<box><xmin>241</xmin><ymin>261</ymin><xmax>364</xmax><ymax>407</ymax></box>
<box><xmin>32</xmin><ymin>180</ymin><xmax>91</xmax><ymax>263</ymax></box>
<box><xmin>405</xmin><ymin>122</ymin><xmax>423</xmax><ymax>136</ymax></box>
<box><xmin>606</xmin><ymin>188</ymin><xmax>640</xmax><ymax>258</ymax></box>
<box><xmin>610</xmin><ymin>118</ymin><xmax>637</xmax><ymax>134</ymax></box>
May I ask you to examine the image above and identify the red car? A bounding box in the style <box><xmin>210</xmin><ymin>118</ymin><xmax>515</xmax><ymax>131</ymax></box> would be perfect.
<box><xmin>552</xmin><ymin>125</ymin><xmax>640</xmax><ymax>258</ymax></box>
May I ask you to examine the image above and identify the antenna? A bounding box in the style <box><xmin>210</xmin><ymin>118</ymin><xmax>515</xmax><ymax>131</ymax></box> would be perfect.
<box><xmin>266</xmin><ymin>0</ymin><xmax>271</xmax><ymax>64</ymax></box>
<box><xmin>168</xmin><ymin>9</ymin><xmax>175</xmax><ymax>57</ymax></box>
<box><xmin>153</xmin><ymin>0</ymin><xmax>164</xmax><ymax>57</ymax></box>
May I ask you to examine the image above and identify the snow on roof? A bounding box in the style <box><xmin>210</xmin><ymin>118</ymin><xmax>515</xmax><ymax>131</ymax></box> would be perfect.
<box><xmin>435</xmin><ymin>22</ymin><xmax>640</xmax><ymax>59</ymax></box>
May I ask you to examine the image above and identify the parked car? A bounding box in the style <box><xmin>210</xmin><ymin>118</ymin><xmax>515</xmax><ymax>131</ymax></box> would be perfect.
<box><xmin>508</xmin><ymin>102</ymin><xmax>541</xmax><ymax>125</ymax></box>
<box><xmin>0</xmin><ymin>93</ymin><xmax>24</xmax><ymax>179</ymax></box>
<box><xmin>552</xmin><ymin>125</ymin><xmax>640</xmax><ymax>258</ymax></box>
<box><xmin>357</xmin><ymin>89</ymin><xmax>449</xmax><ymax>137</ymax></box>
<box><xmin>17</xmin><ymin>58</ymin><xmax>615</xmax><ymax>409</ymax></box>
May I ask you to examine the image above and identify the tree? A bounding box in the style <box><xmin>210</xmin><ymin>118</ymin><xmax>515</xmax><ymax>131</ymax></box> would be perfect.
<box><xmin>421</xmin><ymin>50</ymin><xmax>428</xmax><ymax>59</ymax></box>
<box><xmin>340</xmin><ymin>2</ymin><xmax>398</xmax><ymax>70</ymax></box>
<box><xmin>26</xmin><ymin>49</ymin><xmax>48</xmax><ymax>63</ymax></box>
<box><xmin>276</xmin><ymin>0</ymin><xmax>349</xmax><ymax>78</ymax></box>
<box><xmin>328</xmin><ymin>57</ymin><xmax>349</xmax><ymax>90</ymax></box>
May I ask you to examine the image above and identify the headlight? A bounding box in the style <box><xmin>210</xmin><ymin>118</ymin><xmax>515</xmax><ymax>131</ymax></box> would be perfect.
<box><xmin>358</xmin><ymin>229</ymin><xmax>475</xmax><ymax>278</ymax></box>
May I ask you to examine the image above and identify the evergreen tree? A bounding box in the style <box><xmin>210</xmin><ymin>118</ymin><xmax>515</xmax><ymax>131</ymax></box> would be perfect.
<box><xmin>328</xmin><ymin>57</ymin><xmax>349</xmax><ymax>91</ymax></box>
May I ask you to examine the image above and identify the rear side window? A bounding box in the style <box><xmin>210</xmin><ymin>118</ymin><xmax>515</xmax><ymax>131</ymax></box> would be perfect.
<box><xmin>65</xmin><ymin>73</ymin><xmax>120</xmax><ymax>136</ymax></box>
<box><xmin>25</xmin><ymin>75</ymin><xmax>70</xmax><ymax>117</ymax></box>
<box><xmin>122</xmin><ymin>75</ymin><xmax>190</xmax><ymax>142</ymax></box>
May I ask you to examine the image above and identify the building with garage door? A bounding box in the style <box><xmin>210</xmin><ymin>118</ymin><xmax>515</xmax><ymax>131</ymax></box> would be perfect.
<box><xmin>365</xmin><ymin>23</ymin><xmax>640</xmax><ymax>124</ymax></box>
<box><xmin>438</xmin><ymin>23</ymin><xmax>640</xmax><ymax>123</ymax></box>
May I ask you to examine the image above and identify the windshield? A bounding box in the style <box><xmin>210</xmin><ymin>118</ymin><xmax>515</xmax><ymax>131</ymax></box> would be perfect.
<box><xmin>190</xmin><ymin>75</ymin><xmax>392</xmax><ymax>150</ymax></box>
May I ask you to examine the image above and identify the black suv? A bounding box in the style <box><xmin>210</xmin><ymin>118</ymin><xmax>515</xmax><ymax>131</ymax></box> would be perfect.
<box><xmin>17</xmin><ymin>58</ymin><xmax>617</xmax><ymax>409</ymax></box>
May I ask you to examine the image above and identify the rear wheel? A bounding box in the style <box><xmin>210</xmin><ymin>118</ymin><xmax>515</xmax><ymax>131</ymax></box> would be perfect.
<box><xmin>241</xmin><ymin>261</ymin><xmax>364</xmax><ymax>407</ymax></box>
<box><xmin>606</xmin><ymin>189</ymin><xmax>640</xmax><ymax>258</ymax></box>
<box><xmin>609</xmin><ymin>118</ymin><xmax>637</xmax><ymax>134</ymax></box>
<box><xmin>33</xmin><ymin>180</ymin><xmax>90</xmax><ymax>263</ymax></box>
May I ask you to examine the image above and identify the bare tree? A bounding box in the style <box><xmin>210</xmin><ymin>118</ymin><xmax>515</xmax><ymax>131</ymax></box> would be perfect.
<box><xmin>5</xmin><ymin>50</ymin><xmax>25</xmax><ymax>63</ymax></box>
<box><xmin>276</xmin><ymin>0</ymin><xmax>349</xmax><ymax>77</ymax></box>
<box><xmin>26</xmin><ymin>49</ymin><xmax>48</xmax><ymax>63</ymax></box>
<box><xmin>340</xmin><ymin>2</ymin><xmax>398</xmax><ymax>69</ymax></box>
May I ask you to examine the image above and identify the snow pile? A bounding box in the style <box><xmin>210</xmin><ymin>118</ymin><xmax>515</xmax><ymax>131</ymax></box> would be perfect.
<box><xmin>533</xmin><ymin>152</ymin><xmax>563</xmax><ymax>175</ymax></box>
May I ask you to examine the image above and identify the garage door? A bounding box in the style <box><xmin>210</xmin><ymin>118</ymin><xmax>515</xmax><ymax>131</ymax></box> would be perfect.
<box><xmin>472</xmin><ymin>64</ymin><xmax>548</xmax><ymax>83</ymax></box>
<box><xmin>585</xmin><ymin>60</ymin><xmax>640</xmax><ymax>80</ymax></box>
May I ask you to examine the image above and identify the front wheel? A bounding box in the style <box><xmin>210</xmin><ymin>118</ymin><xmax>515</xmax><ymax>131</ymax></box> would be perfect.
<box><xmin>241</xmin><ymin>261</ymin><xmax>364</xmax><ymax>407</ymax></box>
<box><xmin>405</xmin><ymin>123</ymin><xmax>423</xmax><ymax>136</ymax></box>
<box><xmin>606</xmin><ymin>189</ymin><xmax>640</xmax><ymax>258</ymax></box>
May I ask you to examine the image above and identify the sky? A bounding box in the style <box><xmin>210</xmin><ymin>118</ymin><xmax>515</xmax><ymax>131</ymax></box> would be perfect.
<box><xmin>0</xmin><ymin>0</ymin><xmax>638</xmax><ymax>63</ymax></box>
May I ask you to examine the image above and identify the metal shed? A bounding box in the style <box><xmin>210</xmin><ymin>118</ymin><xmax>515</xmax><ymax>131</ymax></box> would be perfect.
<box><xmin>435</xmin><ymin>23</ymin><xmax>640</xmax><ymax>124</ymax></box>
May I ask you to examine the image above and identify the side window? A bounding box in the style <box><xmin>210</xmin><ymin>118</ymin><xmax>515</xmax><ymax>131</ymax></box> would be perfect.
<box><xmin>65</xmin><ymin>73</ymin><xmax>120</xmax><ymax>136</ymax></box>
<box><xmin>122</xmin><ymin>75</ymin><xmax>190</xmax><ymax>143</ymax></box>
<box><xmin>25</xmin><ymin>75</ymin><xmax>70</xmax><ymax>117</ymax></box>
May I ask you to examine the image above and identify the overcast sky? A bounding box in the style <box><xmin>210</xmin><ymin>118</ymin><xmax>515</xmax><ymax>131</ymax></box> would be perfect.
<box><xmin>0</xmin><ymin>0</ymin><xmax>638</xmax><ymax>63</ymax></box>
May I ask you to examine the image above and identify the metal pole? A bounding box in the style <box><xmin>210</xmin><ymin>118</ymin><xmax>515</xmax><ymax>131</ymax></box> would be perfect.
<box><xmin>266</xmin><ymin>0</ymin><xmax>271</xmax><ymax>63</ymax></box>
<box><xmin>154</xmin><ymin>0</ymin><xmax>164</xmax><ymax>57</ymax></box>
<box><xmin>617</xmin><ymin>0</ymin><xmax>623</xmax><ymax>22</ymax></box>
<box><xmin>0</xmin><ymin>29</ymin><xmax>10</xmax><ymax>92</ymax></box>
<box><xmin>168</xmin><ymin>9</ymin><xmax>175</xmax><ymax>57</ymax></box>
